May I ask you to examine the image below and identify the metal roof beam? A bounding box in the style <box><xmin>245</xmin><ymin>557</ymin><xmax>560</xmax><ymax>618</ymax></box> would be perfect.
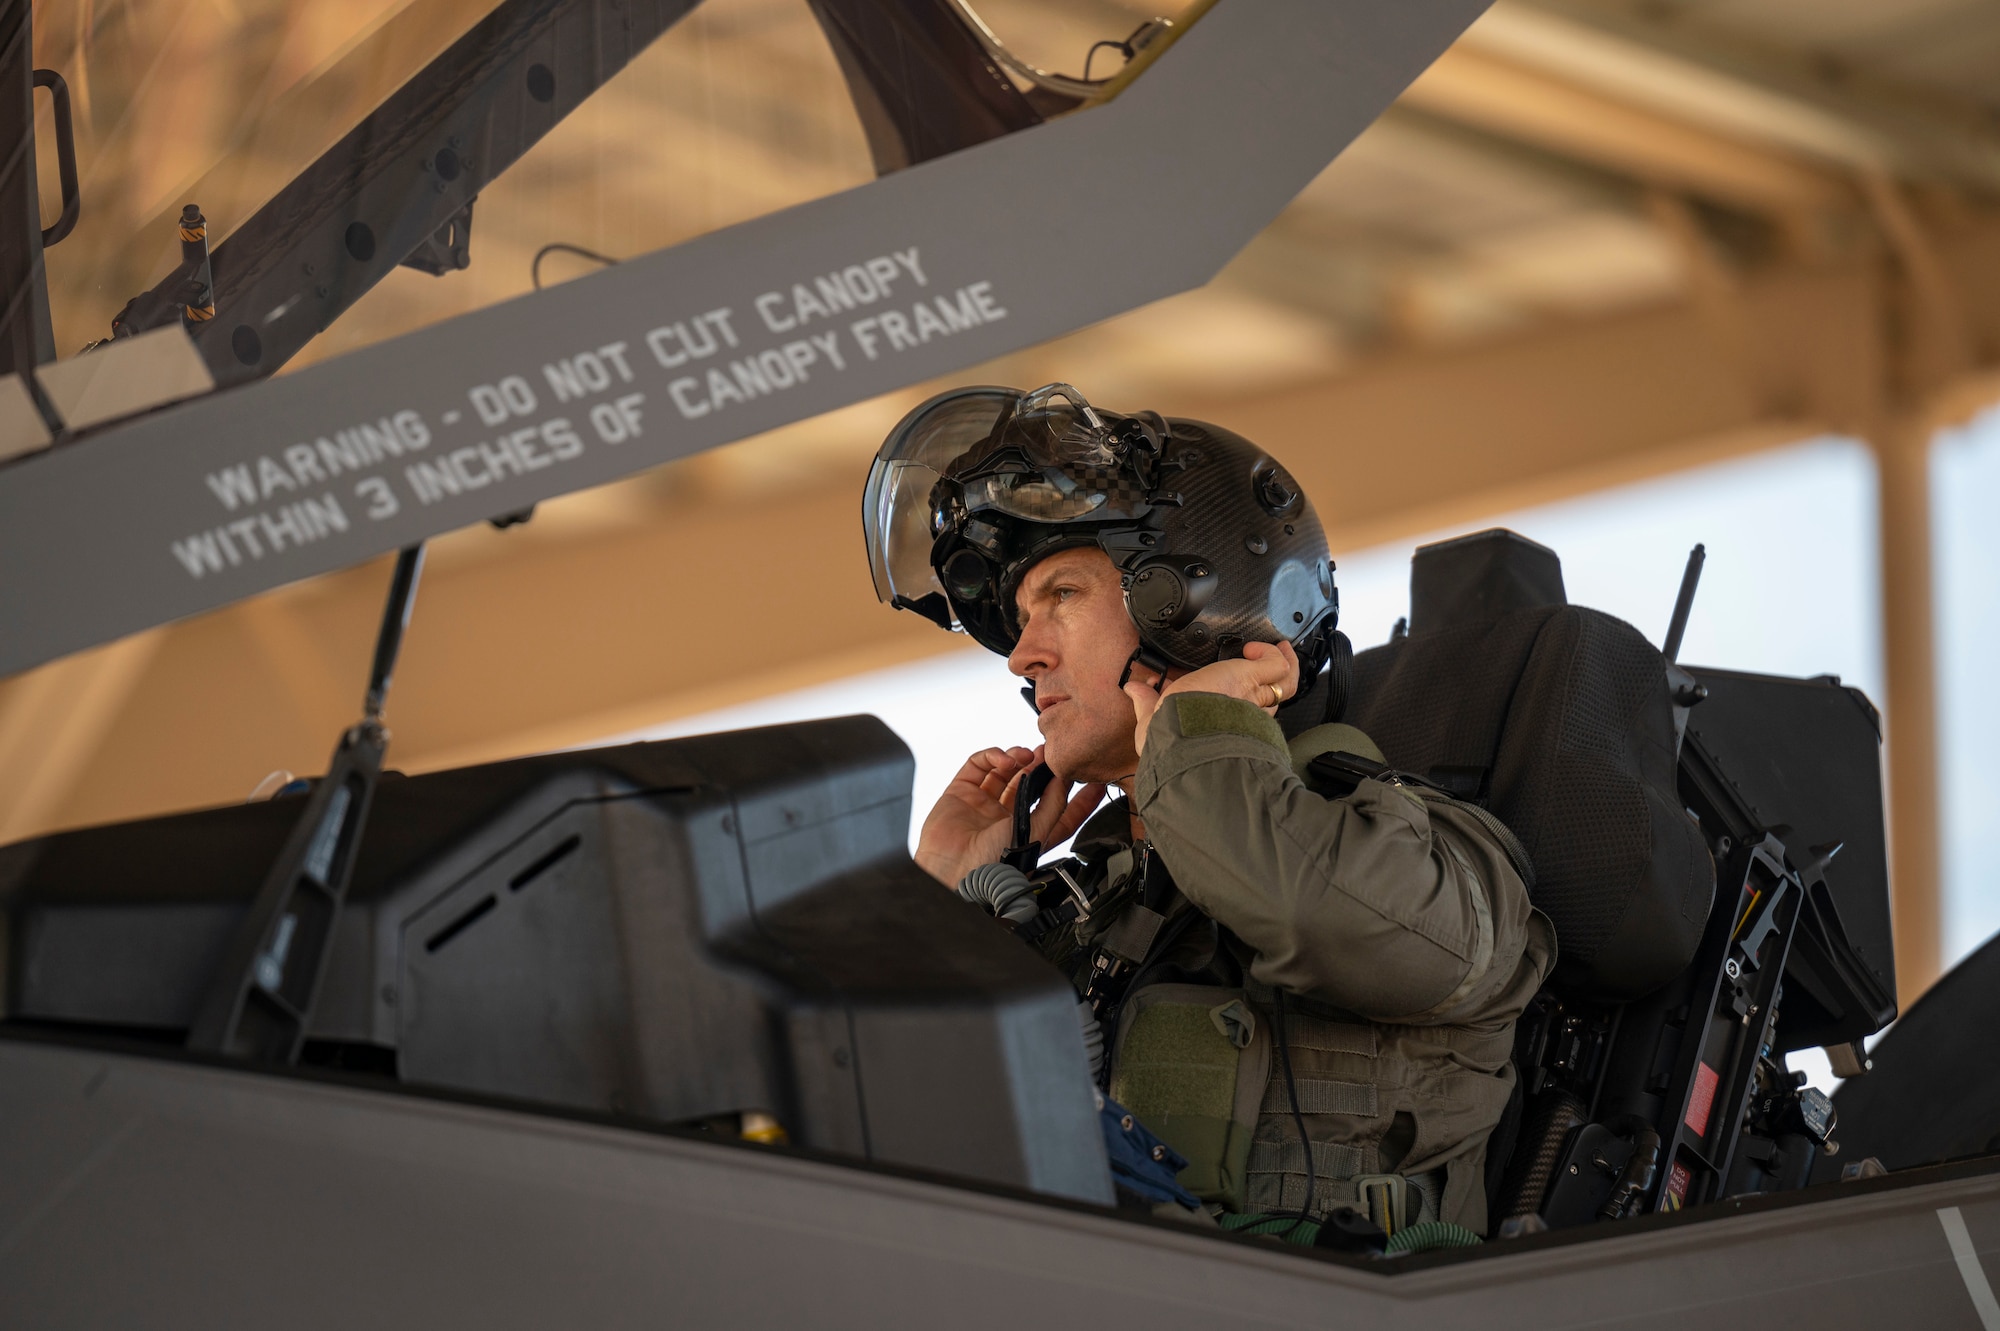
<box><xmin>1402</xmin><ymin>44</ymin><xmax>1853</xmax><ymax>220</ymax></box>
<box><xmin>1512</xmin><ymin>0</ymin><xmax>2000</xmax><ymax>191</ymax></box>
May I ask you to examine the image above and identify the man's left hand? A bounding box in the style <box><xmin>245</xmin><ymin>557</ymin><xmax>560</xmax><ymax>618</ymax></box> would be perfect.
<box><xmin>1124</xmin><ymin>639</ymin><xmax>1299</xmax><ymax>758</ymax></box>
<box><xmin>915</xmin><ymin>744</ymin><xmax>1107</xmax><ymax>888</ymax></box>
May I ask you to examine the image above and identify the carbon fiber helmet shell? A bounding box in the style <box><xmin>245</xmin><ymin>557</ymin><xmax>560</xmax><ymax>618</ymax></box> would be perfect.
<box><xmin>863</xmin><ymin>383</ymin><xmax>1339</xmax><ymax>675</ymax></box>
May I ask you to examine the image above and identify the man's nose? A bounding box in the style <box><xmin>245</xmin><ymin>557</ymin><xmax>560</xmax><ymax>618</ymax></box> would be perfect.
<box><xmin>1008</xmin><ymin>616</ymin><xmax>1053</xmax><ymax>680</ymax></box>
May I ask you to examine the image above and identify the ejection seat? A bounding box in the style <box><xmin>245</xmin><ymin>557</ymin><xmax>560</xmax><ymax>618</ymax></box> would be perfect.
<box><xmin>1340</xmin><ymin>529</ymin><xmax>1897</xmax><ymax>1233</ymax></box>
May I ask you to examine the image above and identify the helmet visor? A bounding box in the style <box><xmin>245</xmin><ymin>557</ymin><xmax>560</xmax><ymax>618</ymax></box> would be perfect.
<box><xmin>960</xmin><ymin>470</ymin><xmax>1109</xmax><ymax>522</ymax></box>
<box><xmin>950</xmin><ymin>384</ymin><xmax>1130</xmax><ymax>522</ymax></box>
<box><xmin>863</xmin><ymin>386</ymin><xmax>1018</xmax><ymax>610</ymax></box>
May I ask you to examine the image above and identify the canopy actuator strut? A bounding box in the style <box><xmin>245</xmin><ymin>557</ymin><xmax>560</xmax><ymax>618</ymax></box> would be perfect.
<box><xmin>186</xmin><ymin>543</ymin><xmax>426</xmax><ymax>1062</ymax></box>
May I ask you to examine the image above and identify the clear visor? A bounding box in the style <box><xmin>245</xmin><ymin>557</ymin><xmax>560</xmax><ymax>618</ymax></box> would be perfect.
<box><xmin>1010</xmin><ymin>382</ymin><xmax>1117</xmax><ymax>469</ymax></box>
<box><xmin>943</xmin><ymin>381</ymin><xmax>1118</xmax><ymax>522</ymax></box>
<box><xmin>960</xmin><ymin>471</ymin><xmax>1109</xmax><ymax>521</ymax></box>
<box><xmin>863</xmin><ymin>386</ymin><xmax>1019</xmax><ymax>608</ymax></box>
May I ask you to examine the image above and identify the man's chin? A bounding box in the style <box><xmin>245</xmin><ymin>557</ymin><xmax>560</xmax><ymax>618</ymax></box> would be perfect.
<box><xmin>1040</xmin><ymin>731</ymin><xmax>1132</xmax><ymax>786</ymax></box>
<box><xmin>1037</xmin><ymin>731</ymin><xmax>1083</xmax><ymax>783</ymax></box>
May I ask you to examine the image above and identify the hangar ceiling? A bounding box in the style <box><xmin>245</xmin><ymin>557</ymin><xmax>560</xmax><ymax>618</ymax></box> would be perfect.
<box><xmin>8</xmin><ymin>0</ymin><xmax>2000</xmax><ymax>998</ymax></box>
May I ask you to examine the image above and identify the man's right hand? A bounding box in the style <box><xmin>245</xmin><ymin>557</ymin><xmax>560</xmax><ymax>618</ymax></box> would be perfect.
<box><xmin>915</xmin><ymin>745</ymin><xmax>1106</xmax><ymax>888</ymax></box>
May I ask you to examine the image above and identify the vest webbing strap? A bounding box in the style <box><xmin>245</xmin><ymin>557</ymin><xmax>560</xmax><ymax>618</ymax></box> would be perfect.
<box><xmin>1247</xmin><ymin>1137</ymin><xmax>1373</xmax><ymax>1181</ymax></box>
<box><xmin>1260</xmin><ymin>1076</ymin><xmax>1379</xmax><ymax>1117</ymax></box>
<box><xmin>1281</xmin><ymin>1016</ymin><xmax>1377</xmax><ymax>1057</ymax></box>
<box><xmin>1248</xmin><ymin>1155</ymin><xmax>1444</xmax><ymax>1229</ymax></box>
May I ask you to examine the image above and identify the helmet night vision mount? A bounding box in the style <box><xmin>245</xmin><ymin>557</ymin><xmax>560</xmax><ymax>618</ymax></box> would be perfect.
<box><xmin>864</xmin><ymin>383</ymin><xmax>1347</xmax><ymax>704</ymax></box>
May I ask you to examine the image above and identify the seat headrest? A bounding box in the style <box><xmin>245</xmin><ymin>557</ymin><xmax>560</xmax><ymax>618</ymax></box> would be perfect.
<box><xmin>1411</xmin><ymin>529</ymin><xmax>1566</xmax><ymax>634</ymax></box>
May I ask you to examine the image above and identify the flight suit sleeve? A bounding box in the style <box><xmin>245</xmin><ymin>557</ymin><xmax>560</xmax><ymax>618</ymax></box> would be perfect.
<box><xmin>1132</xmin><ymin>692</ymin><xmax>1536</xmax><ymax>1024</ymax></box>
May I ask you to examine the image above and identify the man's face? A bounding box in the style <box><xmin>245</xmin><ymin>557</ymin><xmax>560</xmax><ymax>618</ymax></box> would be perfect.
<box><xmin>1008</xmin><ymin>547</ymin><xmax>1146</xmax><ymax>783</ymax></box>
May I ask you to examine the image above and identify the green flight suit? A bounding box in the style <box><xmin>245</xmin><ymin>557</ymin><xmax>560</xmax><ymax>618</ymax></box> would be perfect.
<box><xmin>1117</xmin><ymin>692</ymin><xmax>1556</xmax><ymax>1235</ymax></box>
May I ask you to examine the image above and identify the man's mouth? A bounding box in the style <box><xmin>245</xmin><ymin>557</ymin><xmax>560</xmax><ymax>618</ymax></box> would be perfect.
<box><xmin>1036</xmin><ymin>692</ymin><xmax>1070</xmax><ymax>714</ymax></box>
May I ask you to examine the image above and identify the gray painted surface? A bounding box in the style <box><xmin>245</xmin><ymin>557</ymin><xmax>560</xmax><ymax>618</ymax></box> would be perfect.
<box><xmin>0</xmin><ymin>0</ymin><xmax>1490</xmax><ymax>676</ymax></box>
<box><xmin>4</xmin><ymin>1038</ymin><xmax>1999</xmax><ymax>1329</ymax></box>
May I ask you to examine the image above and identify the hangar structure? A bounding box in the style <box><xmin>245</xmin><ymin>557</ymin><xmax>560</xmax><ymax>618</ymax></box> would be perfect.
<box><xmin>4</xmin><ymin>0</ymin><xmax>2000</xmax><ymax>1324</ymax></box>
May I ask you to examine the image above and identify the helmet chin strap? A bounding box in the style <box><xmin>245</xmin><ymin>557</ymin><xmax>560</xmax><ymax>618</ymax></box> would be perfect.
<box><xmin>1003</xmin><ymin>762</ymin><xmax>1058</xmax><ymax>872</ymax></box>
<box><xmin>1119</xmin><ymin>645</ymin><xmax>1171</xmax><ymax>690</ymax></box>
<box><xmin>1003</xmin><ymin>644</ymin><xmax>1166</xmax><ymax>867</ymax></box>
<box><xmin>1004</xmin><ymin>643</ymin><xmax>1172</xmax><ymax>861</ymax></box>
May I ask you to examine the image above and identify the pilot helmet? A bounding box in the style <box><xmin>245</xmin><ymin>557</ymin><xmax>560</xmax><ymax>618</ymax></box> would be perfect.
<box><xmin>862</xmin><ymin>382</ymin><xmax>1345</xmax><ymax>685</ymax></box>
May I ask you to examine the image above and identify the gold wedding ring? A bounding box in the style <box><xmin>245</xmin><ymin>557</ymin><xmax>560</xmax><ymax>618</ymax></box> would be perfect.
<box><xmin>1267</xmin><ymin>681</ymin><xmax>1285</xmax><ymax>706</ymax></box>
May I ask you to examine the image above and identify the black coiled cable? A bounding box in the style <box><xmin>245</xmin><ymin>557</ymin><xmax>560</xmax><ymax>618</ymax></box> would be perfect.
<box><xmin>1274</xmin><ymin>989</ymin><xmax>1317</xmax><ymax>1239</ymax></box>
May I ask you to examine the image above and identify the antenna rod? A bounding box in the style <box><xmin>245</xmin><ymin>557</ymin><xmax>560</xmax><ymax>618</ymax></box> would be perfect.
<box><xmin>1662</xmin><ymin>543</ymin><xmax>1705</xmax><ymax>664</ymax></box>
<box><xmin>364</xmin><ymin>543</ymin><xmax>426</xmax><ymax>721</ymax></box>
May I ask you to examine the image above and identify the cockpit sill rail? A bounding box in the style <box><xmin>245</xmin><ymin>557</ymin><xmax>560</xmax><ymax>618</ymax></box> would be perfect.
<box><xmin>2</xmin><ymin>1017</ymin><xmax>1989</xmax><ymax>1279</ymax></box>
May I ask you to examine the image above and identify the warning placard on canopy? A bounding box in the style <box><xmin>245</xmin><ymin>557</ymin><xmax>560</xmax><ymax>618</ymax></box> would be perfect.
<box><xmin>0</xmin><ymin>0</ymin><xmax>1489</xmax><ymax>676</ymax></box>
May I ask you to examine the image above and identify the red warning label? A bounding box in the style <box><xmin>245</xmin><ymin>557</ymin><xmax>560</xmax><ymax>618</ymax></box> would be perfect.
<box><xmin>1664</xmin><ymin>1160</ymin><xmax>1692</xmax><ymax>1211</ymax></box>
<box><xmin>1685</xmin><ymin>1062</ymin><xmax>1720</xmax><ymax>1137</ymax></box>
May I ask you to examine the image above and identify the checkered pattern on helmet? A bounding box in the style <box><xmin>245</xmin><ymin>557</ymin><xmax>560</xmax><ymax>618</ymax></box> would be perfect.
<box><xmin>1074</xmin><ymin>445</ymin><xmax>1156</xmax><ymax>506</ymax></box>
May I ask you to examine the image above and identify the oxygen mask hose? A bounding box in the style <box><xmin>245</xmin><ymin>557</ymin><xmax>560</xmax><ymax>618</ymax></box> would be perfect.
<box><xmin>957</xmin><ymin>862</ymin><xmax>1042</xmax><ymax>925</ymax></box>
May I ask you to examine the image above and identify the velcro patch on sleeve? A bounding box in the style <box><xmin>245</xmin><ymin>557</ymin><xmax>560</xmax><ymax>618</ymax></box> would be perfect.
<box><xmin>1169</xmin><ymin>693</ymin><xmax>1287</xmax><ymax>753</ymax></box>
